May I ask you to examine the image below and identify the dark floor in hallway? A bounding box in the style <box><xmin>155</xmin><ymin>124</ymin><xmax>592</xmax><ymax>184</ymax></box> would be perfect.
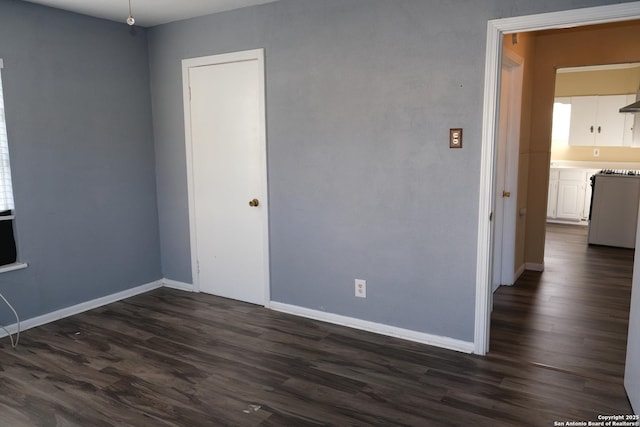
<box><xmin>491</xmin><ymin>222</ymin><xmax>634</xmax><ymax>383</ymax></box>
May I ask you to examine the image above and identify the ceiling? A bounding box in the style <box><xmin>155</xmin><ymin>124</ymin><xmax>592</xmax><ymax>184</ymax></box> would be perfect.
<box><xmin>22</xmin><ymin>0</ymin><xmax>280</xmax><ymax>27</ymax></box>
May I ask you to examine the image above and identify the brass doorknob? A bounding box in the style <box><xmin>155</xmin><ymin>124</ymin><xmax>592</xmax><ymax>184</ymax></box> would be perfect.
<box><xmin>249</xmin><ymin>198</ymin><xmax>260</xmax><ymax>207</ymax></box>
<box><xmin>502</xmin><ymin>191</ymin><xmax>511</xmax><ymax>198</ymax></box>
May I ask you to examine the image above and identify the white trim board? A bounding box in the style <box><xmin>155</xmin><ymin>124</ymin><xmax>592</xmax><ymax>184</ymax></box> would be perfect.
<box><xmin>558</xmin><ymin>63</ymin><xmax>640</xmax><ymax>73</ymax></box>
<box><xmin>0</xmin><ymin>262</ymin><xmax>27</xmax><ymax>274</ymax></box>
<box><xmin>162</xmin><ymin>279</ymin><xmax>195</xmax><ymax>292</ymax></box>
<box><xmin>474</xmin><ymin>1</ymin><xmax>640</xmax><ymax>356</ymax></box>
<box><xmin>270</xmin><ymin>302</ymin><xmax>474</xmax><ymax>354</ymax></box>
<box><xmin>0</xmin><ymin>280</ymin><xmax>163</xmax><ymax>338</ymax></box>
<box><xmin>525</xmin><ymin>263</ymin><xmax>544</xmax><ymax>272</ymax></box>
<box><xmin>0</xmin><ymin>281</ymin><xmax>473</xmax><ymax>354</ymax></box>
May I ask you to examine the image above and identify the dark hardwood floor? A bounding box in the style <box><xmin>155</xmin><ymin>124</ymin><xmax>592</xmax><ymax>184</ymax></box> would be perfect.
<box><xmin>491</xmin><ymin>223</ymin><xmax>634</xmax><ymax>383</ymax></box>
<box><xmin>0</xmin><ymin>223</ymin><xmax>634</xmax><ymax>425</ymax></box>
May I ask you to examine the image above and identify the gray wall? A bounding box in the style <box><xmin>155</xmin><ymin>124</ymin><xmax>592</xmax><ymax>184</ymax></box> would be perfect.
<box><xmin>0</xmin><ymin>0</ymin><xmax>161</xmax><ymax>324</ymax></box>
<box><xmin>149</xmin><ymin>0</ymin><xmax>635</xmax><ymax>342</ymax></box>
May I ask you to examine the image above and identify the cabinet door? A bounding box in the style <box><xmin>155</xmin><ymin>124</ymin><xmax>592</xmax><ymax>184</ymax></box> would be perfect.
<box><xmin>595</xmin><ymin>95</ymin><xmax>627</xmax><ymax>146</ymax></box>
<box><xmin>624</xmin><ymin>93</ymin><xmax>639</xmax><ymax>147</ymax></box>
<box><xmin>556</xmin><ymin>170</ymin><xmax>587</xmax><ymax>221</ymax></box>
<box><xmin>569</xmin><ymin>96</ymin><xmax>597</xmax><ymax>146</ymax></box>
<box><xmin>557</xmin><ymin>179</ymin><xmax>586</xmax><ymax>220</ymax></box>
<box><xmin>547</xmin><ymin>179</ymin><xmax>558</xmax><ymax>218</ymax></box>
<box><xmin>547</xmin><ymin>169</ymin><xmax>560</xmax><ymax>218</ymax></box>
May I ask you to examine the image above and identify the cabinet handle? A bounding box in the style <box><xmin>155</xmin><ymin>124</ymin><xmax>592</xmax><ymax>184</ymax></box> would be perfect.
<box><xmin>598</xmin><ymin>126</ymin><xmax>601</xmax><ymax>133</ymax></box>
<box><xmin>590</xmin><ymin>125</ymin><xmax>594</xmax><ymax>133</ymax></box>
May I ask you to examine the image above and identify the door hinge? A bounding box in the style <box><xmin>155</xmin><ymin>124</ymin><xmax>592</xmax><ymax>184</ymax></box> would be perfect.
<box><xmin>197</xmin><ymin>259</ymin><xmax>200</xmax><ymax>274</ymax></box>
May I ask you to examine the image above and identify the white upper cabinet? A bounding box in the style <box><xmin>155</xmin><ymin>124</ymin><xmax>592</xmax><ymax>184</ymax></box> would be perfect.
<box><xmin>623</xmin><ymin>93</ymin><xmax>639</xmax><ymax>147</ymax></box>
<box><xmin>568</xmin><ymin>96</ymin><xmax>598</xmax><ymax>146</ymax></box>
<box><xmin>568</xmin><ymin>95</ymin><xmax>629</xmax><ymax>147</ymax></box>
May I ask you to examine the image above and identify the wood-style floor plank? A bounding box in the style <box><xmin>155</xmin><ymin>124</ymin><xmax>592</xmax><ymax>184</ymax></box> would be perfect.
<box><xmin>0</xmin><ymin>223</ymin><xmax>634</xmax><ymax>425</ymax></box>
<box><xmin>490</xmin><ymin>223</ymin><xmax>634</xmax><ymax>385</ymax></box>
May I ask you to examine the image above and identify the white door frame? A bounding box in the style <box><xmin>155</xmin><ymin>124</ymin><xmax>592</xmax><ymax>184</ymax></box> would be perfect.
<box><xmin>474</xmin><ymin>2</ymin><xmax>640</xmax><ymax>355</ymax></box>
<box><xmin>493</xmin><ymin>49</ymin><xmax>523</xmax><ymax>294</ymax></box>
<box><xmin>182</xmin><ymin>48</ymin><xmax>271</xmax><ymax>307</ymax></box>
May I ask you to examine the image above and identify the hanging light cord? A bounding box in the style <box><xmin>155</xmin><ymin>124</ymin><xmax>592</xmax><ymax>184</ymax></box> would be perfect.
<box><xmin>0</xmin><ymin>291</ymin><xmax>20</xmax><ymax>348</ymax></box>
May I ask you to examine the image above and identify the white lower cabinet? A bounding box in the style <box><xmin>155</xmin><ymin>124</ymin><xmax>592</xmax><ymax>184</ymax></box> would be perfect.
<box><xmin>547</xmin><ymin>169</ymin><xmax>559</xmax><ymax>218</ymax></box>
<box><xmin>623</xmin><ymin>94</ymin><xmax>637</xmax><ymax>146</ymax></box>
<box><xmin>556</xmin><ymin>175</ymin><xmax>586</xmax><ymax>220</ymax></box>
<box><xmin>547</xmin><ymin>168</ymin><xmax>597</xmax><ymax>222</ymax></box>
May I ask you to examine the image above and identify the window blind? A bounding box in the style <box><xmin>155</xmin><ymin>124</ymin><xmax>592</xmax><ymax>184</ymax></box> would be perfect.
<box><xmin>0</xmin><ymin>63</ymin><xmax>15</xmax><ymax>212</ymax></box>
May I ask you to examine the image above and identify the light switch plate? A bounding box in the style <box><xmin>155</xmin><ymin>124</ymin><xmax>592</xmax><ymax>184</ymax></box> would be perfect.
<box><xmin>450</xmin><ymin>128</ymin><xmax>463</xmax><ymax>148</ymax></box>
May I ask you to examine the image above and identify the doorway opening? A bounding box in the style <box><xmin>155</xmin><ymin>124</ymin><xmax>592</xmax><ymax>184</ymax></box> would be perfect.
<box><xmin>475</xmin><ymin>3</ymin><xmax>640</xmax><ymax>356</ymax></box>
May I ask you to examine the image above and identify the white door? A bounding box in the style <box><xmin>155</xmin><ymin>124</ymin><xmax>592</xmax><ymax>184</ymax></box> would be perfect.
<box><xmin>492</xmin><ymin>67</ymin><xmax>510</xmax><ymax>292</ymax></box>
<box><xmin>183</xmin><ymin>49</ymin><xmax>269</xmax><ymax>305</ymax></box>
<box><xmin>492</xmin><ymin>53</ymin><xmax>521</xmax><ymax>292</ymax></box>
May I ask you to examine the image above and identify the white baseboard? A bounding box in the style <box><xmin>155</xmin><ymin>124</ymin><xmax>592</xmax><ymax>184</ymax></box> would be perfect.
<box><xmin>162</xmin><ymin>279</ymin><xmax>194</xmax><ymax>292</ymax></box>
<box><xmin>0</xmin><ymin>280</ymin><xmax>163</xmax><ymax>338</ymax></box>
<box><xmin>547</xmin><ymin>218</ymin><xmax>588</xmax><ymax>227</ymax></box>
<box><xmin>1</xmin><ymin>282</ymin><xmax>474</xmax><ymax>356</ymax></box>
<box><xmin>514</xmin><ymin>264</ymin><xmax>525</xmax><ymax>281</ymax></box>
<box><xmin>525</xmin><ymin>262</ymin><xmax>544</xmax><ymax>272</ymax></box>
<box><xmin>270</xmin><ymin>301</ymin><xmax>474</xmax><ymax>354</ymax></box>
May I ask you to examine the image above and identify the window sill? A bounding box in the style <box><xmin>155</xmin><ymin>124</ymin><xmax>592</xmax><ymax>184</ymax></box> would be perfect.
<box><xmin>0</xmin><ymin>262</ymin><xmax>27</xmax><ymax>274</ymax></box>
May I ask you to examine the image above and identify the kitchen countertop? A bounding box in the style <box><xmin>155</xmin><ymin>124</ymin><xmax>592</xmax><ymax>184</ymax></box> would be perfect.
<box><xmin>549</xmin><ymin>160</ymin><xmax>640</xmax><ymax>169</ymax></box>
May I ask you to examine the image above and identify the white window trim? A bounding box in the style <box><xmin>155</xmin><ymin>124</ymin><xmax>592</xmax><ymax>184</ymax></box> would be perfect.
<box><xmin>0</xmin><ymin>262</ymin><xmax>27</xmax><ymax>274</ymax></box>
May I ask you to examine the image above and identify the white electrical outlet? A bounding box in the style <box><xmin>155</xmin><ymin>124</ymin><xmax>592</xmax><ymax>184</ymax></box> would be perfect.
<box><xmin>355</xmin><ymin>279</ymin><xmax>366</xmax><ymax>298</ymax></box>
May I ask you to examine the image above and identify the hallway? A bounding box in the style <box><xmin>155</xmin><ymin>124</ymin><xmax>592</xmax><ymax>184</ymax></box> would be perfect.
<box><xmin>490</xmin><ymin>223</ymin><xmax>634</xmax><ymax>384</ymax></box>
